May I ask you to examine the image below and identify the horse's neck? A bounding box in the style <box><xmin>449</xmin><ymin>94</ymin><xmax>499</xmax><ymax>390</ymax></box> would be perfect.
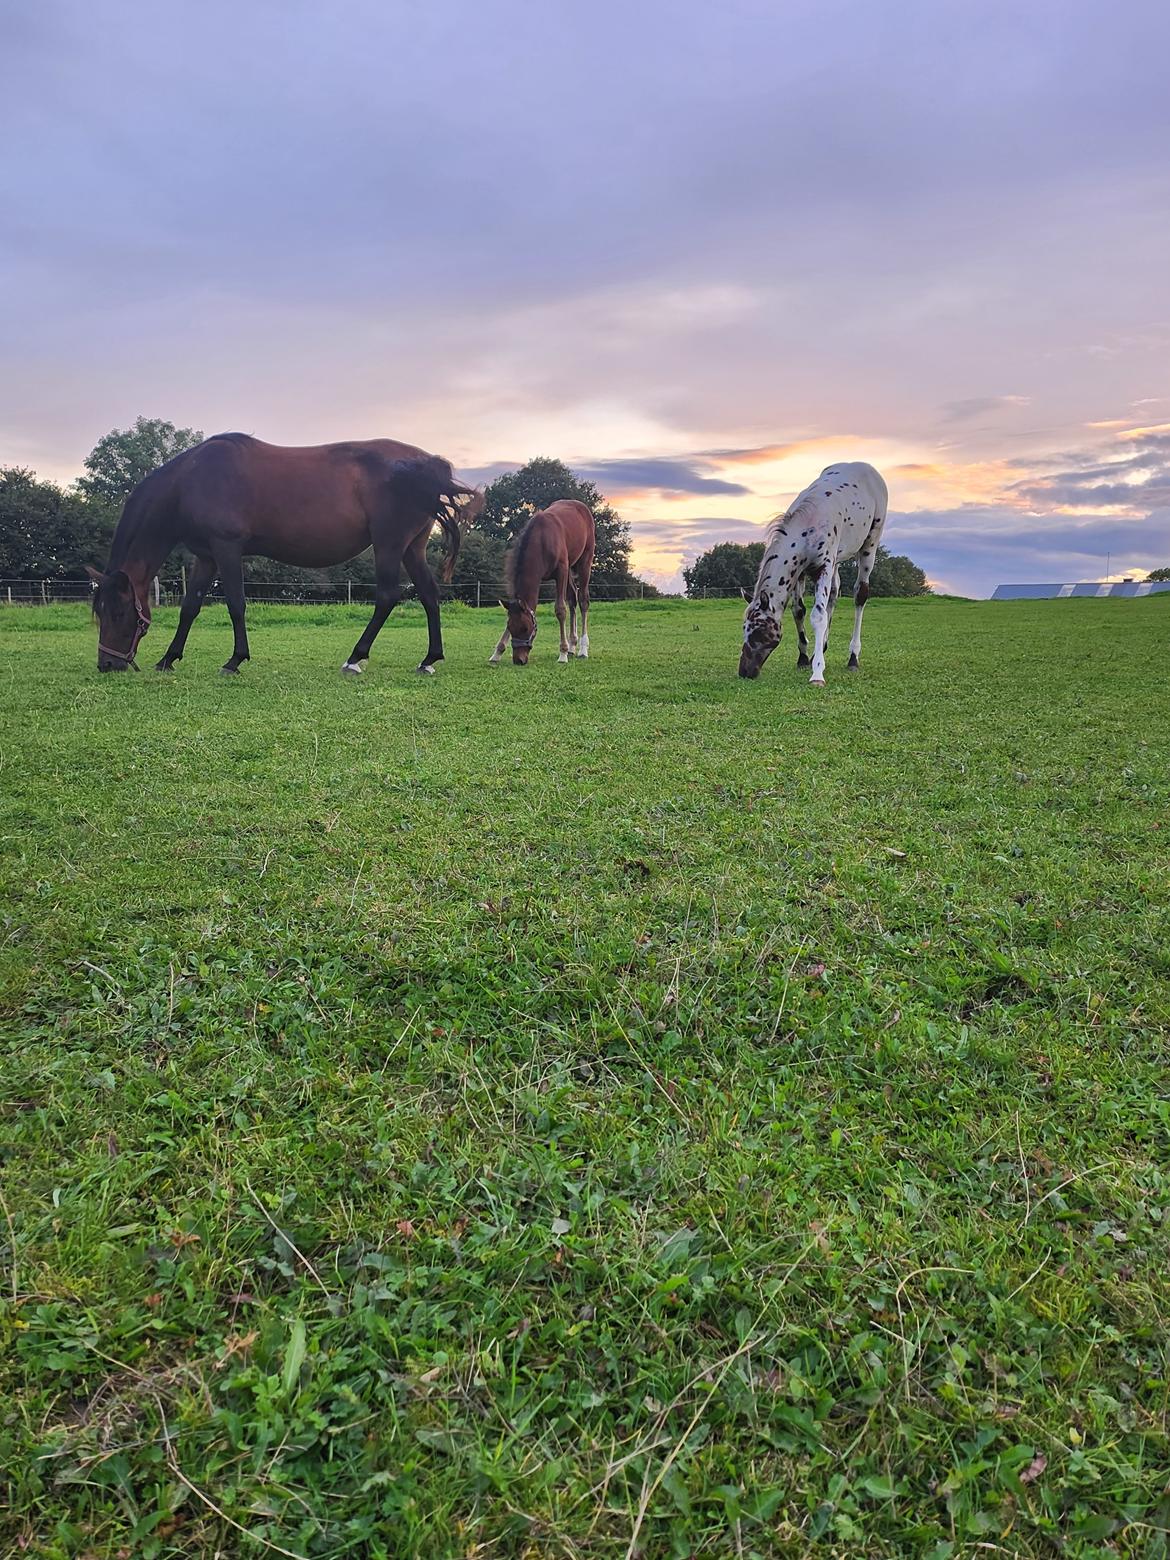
<box><xmin>515</xmin><ymin>539</ymin><xmax>546</xmax><ymax>610</ymax></box>
<box><xmin>757</xmin><ymin>548</ymin><xmax>792</xmax><ymax>611</ymax></box>
<box><xmin>109</xmin><ymin>514</ymin><xmax>171</xmax><ymax>598</ymax></box>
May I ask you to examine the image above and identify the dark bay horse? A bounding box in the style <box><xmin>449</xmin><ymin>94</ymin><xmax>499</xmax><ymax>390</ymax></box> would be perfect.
<box><xmin>491</xmin><ymin>499</ymin><xmax>595</xmax><ymax>666</ymax></box>
<box><xmin>88</xmin><ymin>433</ymin><xmax>484</xmax><ymax>676</ymax></box>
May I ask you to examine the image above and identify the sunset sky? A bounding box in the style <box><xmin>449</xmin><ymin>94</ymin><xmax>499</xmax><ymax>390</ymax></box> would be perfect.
<box><xmin>4</xmin><ymin>0</ymin><xmax>1168</xmax><ymax>594</ymax></box>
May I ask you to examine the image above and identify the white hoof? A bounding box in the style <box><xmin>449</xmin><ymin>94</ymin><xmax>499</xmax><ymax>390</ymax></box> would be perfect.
<box><xmin>417</xmin><ymin>663</ymin><xmax>435</xmax><ymax>676</ymax></box>
<box><xmin>341</xmin><ymin>661</ymin><xmax>364</xmax><ymax>675</ymax></box>
<box><xmin>810</xmin><ymin>676</ymin><xmax>826</xmax><ymax>687</ymax></box>
<box><xmin>488</xmin><ymin>654</ymin><xmax>501</xmax><ymax>665</ymax></box>
<box><xmin>576</xmin><ymin>649</ymin><xmax>589</xmax><ymax>659</ymax></box>
<box><xmin>558</xmin><ymin>652</ymin><xmax>570</xmax><ymax>663</ymax></box>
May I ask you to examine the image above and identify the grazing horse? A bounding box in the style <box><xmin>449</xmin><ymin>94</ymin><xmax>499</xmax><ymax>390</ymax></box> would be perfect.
<box><xmin>739</xmin><ymin>462</ymin><xmax>888</xmax><ymax>685</ymax></box>
<box><xmin>490</xmin><ymin>499</ymin><xmax>595</xmax><ymax>666</ymax></box>
<box><xmin>87</xmin><ymin>433</ymin><xmax>484</xmax><ymax>676</ymax></box>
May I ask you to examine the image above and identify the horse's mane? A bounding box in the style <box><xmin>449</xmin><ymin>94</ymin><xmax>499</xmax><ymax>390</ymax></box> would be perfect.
<box><xmin>764</xmin><ymin>494</ymin><xmax>817</xmax><ymax>544</ymax></box>
<box><xmin>504</xmin><ymin>510</ymin><xmax>541</xmax><ymax>599</ymax></box>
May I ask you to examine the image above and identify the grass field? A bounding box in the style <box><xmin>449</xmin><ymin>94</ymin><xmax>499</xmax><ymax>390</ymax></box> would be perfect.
<box><xmin>1</xmin><ymin>596</ymin><xmax>1168</xmax><ymax>1558</ymax></box>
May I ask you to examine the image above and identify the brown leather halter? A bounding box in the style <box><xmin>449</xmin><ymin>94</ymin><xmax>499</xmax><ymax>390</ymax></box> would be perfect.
<box><xmin>98</xmin><ymin>589</ymin><xmax>151</xmax><ymax>669</ymax></box>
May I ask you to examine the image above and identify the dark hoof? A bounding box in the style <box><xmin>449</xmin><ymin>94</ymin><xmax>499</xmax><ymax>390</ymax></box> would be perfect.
<box><xmin>797</xmin><ymin>654</ymin><xmax>811</xmax><ymax>668</ymax></box>
<box><xmin>416</xmin><ymin>663</ymin><xmax>436</xmax><ymax>676</ymax></box>
<box><xmin>847</xmin><ymin>655</ymin><xmax>860</xmax><ymax>669</ymax></box>
<box><xmin>155</xmin><ymin>660</ymin><xmax>174</xmax><ymax>672</ymax></box>
<box><xmin>220</xmin><ymin>664</ymin><xmax>241</xmax><ymax>676</ymax></box>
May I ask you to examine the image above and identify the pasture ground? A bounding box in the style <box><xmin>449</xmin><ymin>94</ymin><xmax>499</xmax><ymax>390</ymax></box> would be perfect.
<box><xmin>1</xmin><ymin>596</ymin><xmax>1168</xmax><ymax>1558</ymax></box>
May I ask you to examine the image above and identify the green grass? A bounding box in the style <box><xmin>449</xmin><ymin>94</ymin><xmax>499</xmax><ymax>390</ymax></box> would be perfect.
<box><xmin>1</xmin><ymin>596</ymin><xmax>1168</xmax><ymax>1559</ymax></box>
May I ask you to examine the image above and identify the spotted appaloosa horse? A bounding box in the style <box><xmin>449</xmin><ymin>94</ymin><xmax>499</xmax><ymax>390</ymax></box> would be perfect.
<box><xmin>739</xmin><ymin>462</ymin><xmax>888</xmax><ymax>685</ymax></box>
<box><xmin>490</xmin><ymin>499</ymin><xmax>595</xmax><ymax>666</ymax></box>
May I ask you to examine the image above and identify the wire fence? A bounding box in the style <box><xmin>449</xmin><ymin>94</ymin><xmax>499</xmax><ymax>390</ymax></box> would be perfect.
<box><xmin>0</xmin><ymin>577</ymin><xmax>745</xmax><ymax>607</ymax></box>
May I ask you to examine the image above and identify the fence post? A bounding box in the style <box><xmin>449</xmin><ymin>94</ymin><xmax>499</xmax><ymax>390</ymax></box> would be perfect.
<box><xmin>6</xmin><ymin>587</ymin><xmax>11</xmax><ymax>606</ymax></box>
<box><xmin>42</xmin><ymin>579</ymin><xmax>48</xmax><ymax>605</ymax></box>
<box><xmin>347</xmin><ymin>580</ymin><xmax>352</xmax><ymax>606</ymax></box>
<box><xmin>152</xmin><ymin>575</ymin><xmax>161</xmax><ymax>607</ymax></box>
<box><xmin>703</xmin><ymin>585</ymin><xmax>708</xmax><ymax>599</ymax></box>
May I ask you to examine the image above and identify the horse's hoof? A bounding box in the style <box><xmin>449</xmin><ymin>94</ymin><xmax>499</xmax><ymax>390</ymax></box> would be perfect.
<box><xmin>155</xmin><ymin>661</ymin><xmax>173</xmax><ymax>673</ymax></box>
<box><xmin>558</xmin><ymin>653</ymin><xmax>569</xmax><ymax>663</ymax></box>
<box><xmin>576</xmin><ymin>649</ymin><xmax>589</xmax><ymax>659</ymax></box>
<box><xmin>847</xmin><ymin>655</ymin><xmax>860</xmax><ymax>670</ymax></box>
<box><xmin>416</xmin><ymin>663</ymin><xmax>435</xmax><ymax>676</ymax></box>
<box><xmin>796</xmin><ymin>655</ymin><xmax>811</xmax><ymax>669</ymax></box>
<box><xmin>341</xmin><ymin>661</ymin><xmax>364</xmax><ymax>675</ymax></box>
<box><xmin>488</xmin><ymin>655</ymin><xmax>500</xmax><ymax>665</ymax></box>
<box><xmin>220</xmin><ymin>665</ymin><xmax>240</xmax><ymax>676</ymax></box>
<box><xmin>810</xmin><ymin>677</ymin><xmax>826</xmax><ymax>687</ymax></box>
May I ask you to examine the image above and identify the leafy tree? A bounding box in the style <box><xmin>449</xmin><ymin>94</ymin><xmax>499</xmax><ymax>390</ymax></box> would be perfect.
<box><xmin>0</xmin><ymin>468</ymin><xmax>108</xmax><ymax>579</ymax></box>
<box><xmin>838</xmin><ymin>546</ymin><xmax>929</xmax><ymax>597</ymax></box>
<box><xmin>1147</xmin><ymin>567</ymin><xmax>1170</xmax><ymax>582</ymax></box>
<box><xmin>426</xmin><ymin>527</ymin><xmax>507</xmax><ymax>590</ymax></box>
<box><xmin>76</xmin><ymin>415</ymin><xmax>204</xmax><ymax>506</ymax></box>
<box><xmin>480</xmin><ymin>457</ymin><xmax>642</xmax><ymax>590</ymax></box>
<box><xmin>683</xmin><ymin>541</ymin><xmax>764</xmax><ymax>597</ymax></box>
<box><xmin>683</xmin><ymin>538</ymin><xmax>929</xmax><ymax>599</ymax></box>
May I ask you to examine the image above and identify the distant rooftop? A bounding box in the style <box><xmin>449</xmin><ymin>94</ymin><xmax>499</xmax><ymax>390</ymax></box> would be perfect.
<box><xmin>992</xmin><ymin>581</ymin><xmax>1170</xmax><ymax>600</ymax></box>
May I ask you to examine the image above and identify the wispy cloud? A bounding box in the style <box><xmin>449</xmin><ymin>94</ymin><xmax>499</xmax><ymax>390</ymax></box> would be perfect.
<box><xmin>573</xmin><ymin>458</ymin><xmax>750</xmax><ymax>497</ymax></box>
<box><xmin>941</xmin><ymin>395</ymin><xmax>1030</xmax><ymax>423</ymax></box>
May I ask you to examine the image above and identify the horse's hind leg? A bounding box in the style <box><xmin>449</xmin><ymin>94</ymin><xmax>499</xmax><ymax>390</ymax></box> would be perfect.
<box><xmin>554</xmin><ymin>565</ymin><xmax>571</xmax><ymax>663</ymax></box>
<box><xmin>403</xmin><ymin>533</ymin><xmax>444</xmax><ymax>673</ymax></box>
<box><xmin>156</xmin><ymin>554</ymin><xmax>215</xmax><ymax>670</ymax></box>
<box><xmin>567</xmin><ymin>579</ymin><xmax>579</xmax><ymax>654</ymax></box>
<box><xmin>214</xmin><ymin>545</ymin><xmax>251</xmax><ymax>674</ymax></box>
<box><xmin>575</xmin><ymin>553</ymin><xmax>593</xmax><ymax>658</ymax></box>
<box><xmin>848</xmin><ymin>531</ymin><xmax>880</xmax><ymax>669</ymax></box>
<box><xmin>343</xmin><ymin>542</ymin><xmax>404</xmax><ymax>673</ymax></box>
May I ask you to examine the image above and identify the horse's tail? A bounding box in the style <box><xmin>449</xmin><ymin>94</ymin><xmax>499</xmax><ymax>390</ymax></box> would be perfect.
<box><xmin>387</xmin><ymin>456</ymin><xmax>483</xmax><ymax>583</ymax></box>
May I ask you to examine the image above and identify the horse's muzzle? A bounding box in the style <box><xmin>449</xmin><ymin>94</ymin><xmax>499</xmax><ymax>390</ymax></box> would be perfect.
<box><xmin>512</xmin><ymin>648</ymin><xmax>531</xmax><ymax>666</ymax></box>
<box><xmin>739</xmin><ymin>649</ymin><xmax>761</xmax><ymax>679</ymax></box>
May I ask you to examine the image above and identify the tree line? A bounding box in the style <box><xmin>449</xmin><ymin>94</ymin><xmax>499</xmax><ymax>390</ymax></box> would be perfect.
<box><xmin>683</xmin><ymin>539</ymin><xmax>930</xmax><ymax>598</ymax></box>
<box><xmin>0</xmin><ymin>416</ymin><xmax>981</xmax><ymax>600</ymax></box>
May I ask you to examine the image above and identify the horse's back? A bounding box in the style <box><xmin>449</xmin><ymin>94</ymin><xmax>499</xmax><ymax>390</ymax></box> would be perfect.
<box><xmin>539</xmin><ymin>499</ymin><xmax>594</xmax><ymax>564</ymax></box>
<box><xmin>780</xmin><ymin>462</ymin><xmax>886</xmax><ymax>562</ymax></box>
<box><xmin>797</xmin><ymin>461</ymin><xmax>886</xmax><ymax>513</ymax></box>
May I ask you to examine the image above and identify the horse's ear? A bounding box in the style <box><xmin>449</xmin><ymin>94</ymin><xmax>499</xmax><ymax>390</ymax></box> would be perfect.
<box><xmin>85</xmin><ymin>565</ymin><xmax>104</xmax><ymax>584</ymax></box>
<box><xmin>499</xmin><ymin>598</ymin><xmax>511</xmax><ymax>611</ymax></box>
<box><xmin>740</xmin><ymin>587</ymin><xmax>751</xmax><ymax>602</ymax></box>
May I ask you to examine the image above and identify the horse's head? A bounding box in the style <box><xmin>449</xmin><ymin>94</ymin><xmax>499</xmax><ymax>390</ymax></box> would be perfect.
<box><xmin>739</xmin><ymin>588</ymin><xmax>781</xmax><ymax>679</ymax></box>
<box><xmin>87</xmin><ymin>566</ymin><xmax>151</xmax><ymax>671</ymax></box>
<box><xmin>501</xmin><ymin>599</ymin><xmax>537</xmax><ymax>665</ymax></box>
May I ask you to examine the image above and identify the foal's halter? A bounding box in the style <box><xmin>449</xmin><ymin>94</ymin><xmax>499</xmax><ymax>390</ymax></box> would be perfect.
<box><xmin>98</xmin><ymin>588</ymin><xmax>151</xmax><ymax>670</ymax></box>
<box><xmin>509</xmin><ymin>605</ymin><xmax>538</xmax><ymax>650</ymax></box>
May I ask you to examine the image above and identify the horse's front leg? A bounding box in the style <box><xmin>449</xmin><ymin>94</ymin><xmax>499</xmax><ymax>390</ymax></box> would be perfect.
<box><xmin>808</xmin><ymin>556</ymin><xmax>838</xmax><ymax>686</ymax></box>
<box><xmin>791</xmin><ymin>578</ymin><xmax>811</xmax><ymax>668</ymax></box>
<box><xmin>214</xmin><ymin>546</ymin><xmax>251</xmax><ymax>674</ymax></box>
<box><xmin>489</xmin><ymin>624</ymin><xmax>510</xmax><ymax>664</ymax></box>
<box><xmin>156</xmin><ymin>554</ymin><xmax>215</xmax><ymax>670</ymax></box>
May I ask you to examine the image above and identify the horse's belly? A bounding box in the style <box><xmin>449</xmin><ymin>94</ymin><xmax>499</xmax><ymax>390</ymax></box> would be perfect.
<box><xmin>248</xmin><ymin>520</ymin><xmax>372</xmax><ymax>569</ymax></box>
